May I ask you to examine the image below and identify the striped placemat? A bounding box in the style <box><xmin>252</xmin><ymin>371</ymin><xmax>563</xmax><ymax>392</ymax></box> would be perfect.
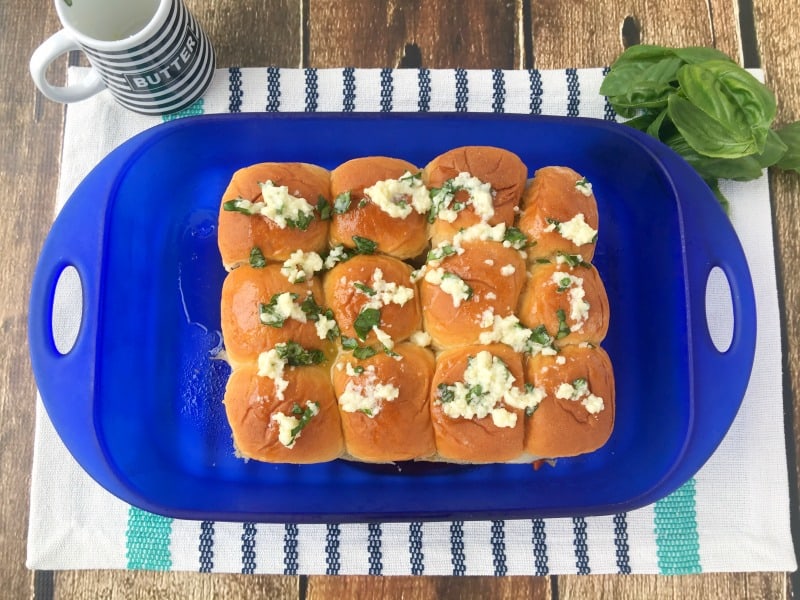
<box><xmin>27</xmin><ymin>67</ymin><xmax>795</xmax><ymax>575</ymax></box>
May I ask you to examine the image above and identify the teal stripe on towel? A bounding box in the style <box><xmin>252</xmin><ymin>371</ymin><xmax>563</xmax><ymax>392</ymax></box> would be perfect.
<box><xmin>654</xmin><ymin>478</ymin><xmax>701</xmax><ymax>574</ymax></box>
<box><xmin>125</xmin><ymin>507</ymin><xmax>173</xmax><ymax>570</ymax></box>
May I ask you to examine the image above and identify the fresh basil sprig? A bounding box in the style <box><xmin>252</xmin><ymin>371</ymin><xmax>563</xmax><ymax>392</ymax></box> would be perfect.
<box><xmin>601</xmin><ymin>44</ymin><xmax>800</xmax><ymax>210</ymax></box>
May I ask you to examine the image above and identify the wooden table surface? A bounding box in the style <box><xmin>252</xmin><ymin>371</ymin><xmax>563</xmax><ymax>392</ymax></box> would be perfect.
<box><xmin>2</xmin><ymin>0</ymin><xmax>797</xmax><ymax>598</ymax></box>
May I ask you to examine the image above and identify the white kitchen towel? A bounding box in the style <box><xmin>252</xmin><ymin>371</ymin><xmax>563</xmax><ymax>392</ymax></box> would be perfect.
<box><xmin>27</xmin><ymin>67</ymin><xmax>796</xmax><ymax>575</ymax></box>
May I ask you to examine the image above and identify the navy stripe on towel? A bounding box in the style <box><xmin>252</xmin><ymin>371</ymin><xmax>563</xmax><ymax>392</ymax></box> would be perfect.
<box><xmin>304</xmin><ymin>68</ymin><xmax>319</xmax><ymax>112</ymax></box>
<box><xmin>241</xmin><ymin>522</ymin><xmax>256</xmax><ymax>574</ymax></box>
<box><xmin>566</xmin><ymin>68</ymin><xmax>580</xmax><ymax>117</ymax></box>
<box><xmin>228</xmin><ymin>67</ymin><xmax>242</xmax><ymax>113</ymax></box>
<box><xmin>491</xmin><ymin>69</ymin><xmax>506</xmax><ymax>113</ymax></box>
<box><xmin>343</xmin><ymin>67</ymin><xmax>356</xmax><ymax>112</ymax></box>
<box><xmin>368</xmin><ymin>523</ymin><xmax>383</xmax><ymax>575</ymax></box>
<box><xmin>325</xmin><ymin>524</ymin><xmax>341</xmax><ymax>575</ymax></box>
<box><xmin>266</xmin><ymin>66</ymin><xmax>281</xmax><ymax>112</ymax></box>
<box><xmin>283</xmin><ymin>523</ymin><xmax>299</xmax><ymax>575</ymax></box>
<box><xmin>455</xmin><ymin>69</ymin><xmax>468</xmax><ymax>112</ymax></box>
<box><xmin>198</xmin><ymin>520</ymin><xmax>214</xmax><ymax>573</ymax></box>
<box><xmin>490</xmin><ymin>520</ymin><xmax>508</xmax><ymax>576</ymax></box>
<box><xmin>450</xmin><ymin>521</ymin><xmax>466</xmax><ymax>575</ymax></box>
<box><xmin>528</xmin><ymin>69</ymin><xmax>543</xmax><ymax>115</ymax></box>
<box><xmin>418</xmin><ymin>69</ymin><xmax>431</xmax><ymax>112</ymax></box>
<box><xmin>601</xmin><ymin>66</ymin><xmax>617</xmax><ymax>121</ymax></box>
<box><xmin>379</xmin><ymin>68</ymin><xmax>393</xmax><ymax>112</ymax></box>
<box><xmin>409</xmin><ymin>522</ymin><xmax>424</xmax><ymax>575</ymax></box>
<box><xmin>614</xmin><ymin>513</ymin><xmax>632</xmax><ymax>574</ymax></box>
<box><xmin>531</xmin><ymin>518</ymin><xmax>549</xmax><ymax>576</ymax></box>
<box><xmin>572</xmin><ymin>516</ymin><xmax>590</xmax><ymax>575</ymax></box>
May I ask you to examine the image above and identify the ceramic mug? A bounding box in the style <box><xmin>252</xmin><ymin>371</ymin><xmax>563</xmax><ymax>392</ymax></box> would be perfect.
<box><xmin>30</xmin><ymin>0</ymin><xmax>215</xmax><ymax>115</ymax></box>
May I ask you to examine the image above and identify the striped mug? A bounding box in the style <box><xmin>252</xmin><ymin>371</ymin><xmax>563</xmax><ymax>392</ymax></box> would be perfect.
<box><xmin>30</xmin><ymin>0</ymin><xmax>215</xmax><ymax>115</ymax></box>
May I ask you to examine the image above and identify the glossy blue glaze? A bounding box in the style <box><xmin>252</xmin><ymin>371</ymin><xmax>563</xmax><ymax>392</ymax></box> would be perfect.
<box><xmin>28</xmin><ymin>113</ymin><xmax>756</xmax><ymax>522</ymax></box>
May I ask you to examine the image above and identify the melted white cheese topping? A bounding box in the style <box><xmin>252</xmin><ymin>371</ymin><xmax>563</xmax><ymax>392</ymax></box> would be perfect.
<box><xmin>363</xmin><ymin>172</ymin><xmax>431</xmax><ymax>218</ymax></box>
<box><xmin>257</xmin><ymin>180</ymin><xmax>315</xmax><ymax>229</ymax></box>
<box><xmin>554</xmin><ymin>379</ymin><xmax>605</xmax><ymax>414</ymax></box>
<box><xmin>338</xmin><ymin>364</ymin><xmax>400</xmax><ymax>418</ymax></box>
<box><xmin>281</xmin><ymin>250</ymin><xmax>323</xmax><ymax>283</ymax></box>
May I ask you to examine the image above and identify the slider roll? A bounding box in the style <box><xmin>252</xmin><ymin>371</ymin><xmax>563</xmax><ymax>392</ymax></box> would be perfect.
<box><xmin>224</xmin><ymin>364</ymin><xmax>344</xmax><ymax>464</ymax></box>
<box><xmin>420</xmin><ymin>241</ymin><xmax>526</xmax><ymax>350</ymax></box>
<box><xmin>218</xmin><ymin>162</ymin><xmax>331</xmax><ymax>269</ymax></box>
<box><xmin>221</xmin><ymin>264</ymin><xmax>334</xmax><ymax>368</ymax></box>
<box><xmin>430</xmin><ymin>344</ymin><xmax>527</xmax><ymax>463</ymax></box>
<box><xmin>324</xmin><ymin>254</ymin><xmax>421</xmax><ymax>347</ymax></box>
<box><xmin>524</xmin><ymin>345</ymin><xmax>615</xmax><ymax>458</ymax></box>
<box><xmin>332</xmin><ymin>343</ymin><xmax>436</xmax><ymax>462</ymax></box>
<box><xmin>424</xmin><ymin>146</ymin><xmax>528</xmax><ymax>246</ymax></box>
<box><xmin>517</xmin><ymin>261</ymin><xmax>609</xmax><ymax>347</ymax></box>
<box><xmin>330</xmin><ymin>157</ymin><xmax>430</xmax><ymax>259</ymax></box>
<box><xmin>518</xmin><ymin>166</ymin><xmax>599</xmax><ymax>262</ymax></box>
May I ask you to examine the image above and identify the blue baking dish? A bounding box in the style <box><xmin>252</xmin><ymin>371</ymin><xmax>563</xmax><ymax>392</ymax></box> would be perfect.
<box><xmin>28</xmin><ymin>113</ymin><xmax>756</xmax><ymax>522</ymax></box>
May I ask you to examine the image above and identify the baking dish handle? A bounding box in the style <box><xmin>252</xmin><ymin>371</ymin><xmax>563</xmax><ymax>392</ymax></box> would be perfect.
<box><xmin>28</xmin><ymin>148</ymin><xmax>132</xmax><ymax>500</ymax></box>
<box><xmin>649</xmin><ymin>140</ymin><xmax>757</xmax><ymax>483</ymax></box>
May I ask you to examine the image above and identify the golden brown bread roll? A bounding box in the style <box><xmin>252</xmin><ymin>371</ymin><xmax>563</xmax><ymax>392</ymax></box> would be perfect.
<box><xmin>218</xmin><ymin>162</ymin><xmax>330</xmax><ymax>268</ymax></box>
<box><xmin>329</xmin><ymin>157</ymin><xmax>430</xmax><ymax>259</ymax></box>
<box><xmin>524</xmin><ymin>345</ymin><xmax>615</xmax><ymax>458</ymax></box>
<box><xmin>331</xmin><ymin>343</ymin><xmax>436</xmax><ymax>462</ymax></box>
<box><xmin>323</xmin><ymin>254</ymin><xmax>421</xmax><ymax>348</ymax></box>
<box><xmin>517</xmin><ymin>260</ymin><xmax>609</xmax><ymax>347</ymax></box>
<box><xmin>224</xmin><ymin>363</ymin><xmax>344</xmax><ymax>463</ymax></box>
<box><xmin>429</xmin><ymin>344</ymin><xmax>532</xmax><ymax>463</ymax></box>
<box><xmin>419</xmin><ymin>240</ymin><xmax>526</xmax><ymax>350</ymax></box>
<box><xmin>424</xmin><ymin>146</ymin><xmax>528</xmax><ymax>246</ymax></box>
<box><xmin>220</xmin><ymin>264</ymin><xmax>334</xmax><ymax>368</ymax></box>
<box><xmin>518</xmin><ymin>166</ymin><xmax>599</xmax><ymax>262</ymax></box>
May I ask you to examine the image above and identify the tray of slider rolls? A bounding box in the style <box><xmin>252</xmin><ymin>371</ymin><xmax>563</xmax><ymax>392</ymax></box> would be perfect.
<box><xmin>28</xmin><ymin>113</ymin><xmax>756</xmax><ymax>522</ymax></box>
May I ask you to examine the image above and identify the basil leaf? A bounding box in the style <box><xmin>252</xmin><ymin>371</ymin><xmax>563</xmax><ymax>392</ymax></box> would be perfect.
<box><xmin>555</xmin><ymin>309</ymin><xmax>570</xmax><ymax>339</ymax></box>
<box><xmin>529</xmin><ymin>325</ymin><xmax>553</xmax><ymax>347</ymax></box>
<box><xmin>333</xmin><ymin>191</ymin><xmax>352</xmax><ymax>214</ymax></box>
<box><xmin>353</xmin><ymin>345</ymin><xmax>378</xmax><ymax>360</ymax></box>
<box><xmin>352</xmin><ymin>236</ymin><xmax>378</xmax><ymax>255</ymax></box>
<box><xmin>437</xmin><ymin>383</ymin><xmax>455</xmax><ymax>404</ymax></box>
<box><xmin>249</xmin><ymin>247</ymin><xmax>266</xmax><ymax>268</ymax></box>
<box><xmin>276</xmin><ymin>341</ymin><xmax>325</xmax><ymax>366</ymax></box>
<box><xmin>288</xmin><ymin>401</ymin><xmax>320</xmax><ymax>443</ymax></box>
<box><xmin>427</xmin><ymin>244</ymin><xmax>457</xmax><ymax>263</ymax></box>
<box><xmin>341</xmin><ymin>336</ymin><xmax>359</xmax><ymax>350</ymax></box>
<box><xmin>671</xmin><ymin>46</ymin><xmax>734</xmax><ymax>64</ymax></box>
<box><xmin>286</xmin><ymin>211</ymin><xmax>314</xmax><ymax>231</ymax></box>
<box><xmin>259</xmin><ymin>293</ymin><xmax>298</xmax><ymax>328</ymax></box>
<box><xmin>776</xmin><ymin>122</ymin><xmax>800</xmax><ymax>172</ymax></box>
<box><xmin>353</xmin><ymin>307</ymin><xmax>381</xmax><ymax>340</ymax></box>
<box><xmin>317</xmin><ymin>196</ymin><xmax>332</xmax><ymax>220</ymax></box>
<box><xmin>223</xmin><ymin>198</ymin><xmax>256</xmax><ymax>214</ymax></box>
<box><xmin>503</xmin><ymin>226</ymin><xmax>529</xmax><ymax>249</ymax></box>
<box><xmin>353</xmin><ymin>282</ymin><xmax>376</xmax><ymax>296</ymax></box>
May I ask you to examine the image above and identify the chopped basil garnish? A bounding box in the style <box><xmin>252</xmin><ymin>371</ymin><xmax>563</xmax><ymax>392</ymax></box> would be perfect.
<box><xmin>437</xmin><ymin>383</ymin><xmax>455</xmax><ymax>404</ymax></box>
<box><xmin>557</xmin><ymin>252</ymin><xmax>592</xmax><ymax>269</ymax></box>
<box><xmin>358</xmin><ymin>199</ymin><xmax>369</xmax><ymax>208</ymax></box>
<box><xmin>465</xmin><ymin>384</ymin><xmax>486</xmax><ymax>405</ymax></box>
<box><xmin>383</xmin><ymin>346</ymin><xmax>400</xmax><ymax>358</ymax></box>
<box><xmin>259</xmin><ymin>292</ymin><xmax>298</xmax><ymax>328</ymax></box>
<box><xmin>427</xmin><ymin>179</ymin><xmax>465</xmax><ymax>223</ymax></box>
<box><xmin>535</xmin><ymin>258</ymin><xmax>552</xmax><ymax>264</ymax></box>
<box><xmin>249</xmin><ymin>247</ymin><xmax>266</xmax><ymax>268</ymax></box>
<box><xmin>333</xmin><ymin>191</ymin><xmax>352</xmax><ymax>214</ymax></box>
<box><xmin>286</xmin><ymin>211</ymin><xmax>314</xmax><ymax>231</ymax></box>
<box><xmin>353</xmin><ymin>307</ymin><xmax>381</xmax><ymax>340</ymax></box>
<box><xmin>223</xmin><ymin>198</ymin><xmax>255</xmax><ymax>214</ymax></box>
<box><xmin>573</xmin><ymin>377</ymin><xmax>588</xmax><ymax>392</ymax></box>
<box><xmin>442</xmin><ymin>271</ymin><xmax>473</xmax><ymax>300</ymax></box>
<box><xmin>529</xmin><ymin>325</ymin><xmax>553</xmax><ymax>347</ymax></box>
<box><xmin>317</xmin><ymin>196</ymin><xmax>332</xmax><ymax>220</ymax></box>
<box><xmin>288</xmin><ymin>401</ymin><xmax>319</xmax><ymax>444</ymax></box>
<box><xmin>353</xmin><ymin>345</ymin><xmax>378</xmax><ymax>360</ymax></box>
<box><xmin>276</xmin><ymin>341</ymin><xmax>325</xmax><ymax>366</ymax></box>
<box><xmin>352</xmin><ymin>236</ymin><xmax>378</xmax><ymax>255</ymax></box>
<box><xmin>545</xmin><ymin>217</ymin><xmax>561</xmax><ymax>233</ymax></box>
<box><xmin>358</xmin><ymin>408</ymin><xmax>373</xmax><ymax>416</ymax></box>
<box><xmin>556</xmin><ymin>277</ymin><xmax>572</xmax><ymax>293</ymax></box>
<box><xmin>353</xmin><ymin>282</ymin><xmax>376</xmax><ymax>296</ymax></box>
<box><xmin>352</xmin><ymin>365</ymin><xmax>365</xmax><ymax>374</ymax></box>
<box><xmin>525</xmin><ymin>406</ymin><xmax>537</xmax><ymax>417</ymax></box>
<box><xmin>555</xmin><ymin>309</ymin><xmax>571</xmax><ymax>339</ymax></box>
<box><xmin>503</xmin><ymin>227</ymin><xmax>530</xmax><ymax>249</ymax></box>
<box><xmin>300</xmin><ymin>296</ymin><xmax>340</xmax><ymax>341</ymax></box>
<box><xmin>426</xmin><ymin>244</ymin><xmax>457</xmax><ymax>263</ymax></box>
<box><xmin>341</xmin><ymin>336</ymin><xmax>359</xmax><ymax>350</ymax></box>
<box><xmin>399</xmin><ymin>171</ymin><xmax>422</xmax><ymax>183</ymax></box>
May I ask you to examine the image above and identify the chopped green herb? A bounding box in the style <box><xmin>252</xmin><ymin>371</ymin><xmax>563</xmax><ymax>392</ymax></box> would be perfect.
<box><xmin>466</xmin><ymin>384</ymin><xmax>486</xmax><ymax>405</ymax></box>
<box><xmin>317</xmin><ymin>196</ymin><xmax>332</xmax><ymax>220</ymax></box>
<box><xmin>556</xmin><ymin>277</ymin><xmax>573</xmax><ymax>293</ymax></box>
<box><xmin>545</xmin><ymin>217</ymin><xmax>562</xmax><ymax>233</ymax></box>
<box><xmin>249</xmin><ymin>247</ymin><xmax>266</xmax><ymax>268</ymax></box>
<box><xmin>299</xmin><ymin>296</ymin><xmax>340</xmax><ymax>340</ymax></box>
<box><xmin>437</xmin><ymin>383</ymin><xmax>456</xmax><ymax>404</ymax></box>
<box><xmin>573</xmin><ymin>378</ymin><xmax>588</xmax><ymax>392</ymax></box>
<box><xmin>276</xmin><ymin>341</ymin><xmax>325</xmax><ymax>366</ymax></box>
<box><xmin>223</xmin><ymin>198</ymin><xmax>256</xmax><ymax>214</ymax></box>
<box><xmin>352</xmin><ymin>236</ymin><xmax>378</xmax><ymax>255</ymax></box>
<box><xmin>442</xmin><ymin>272</ymin><xmax>473</xmax><ymax>301</ymax></box>
<box><xmin>341</xmin><ymin>336</ymin><xmax>359</xmax><ymax>350</ymax></box>
<box><xmin>353</xmin><ymin>307</ymin><xmax>381</xmax><ymax>340</ymax></box>
<box><xmin>352</xmin><ymin>365</ymin><xmax>365</xmax><ymax>374</ymax></box>
<box><xmin>555</xmin><ymin>309</ymin><xmax>571</xmax><ymax>339</ymax></box>
<box><xmin>353</xmin><ymin>345</ymin><xmax>378</xmax><ymax>360</ymax></box>
<box><xmin>399</xmin><ymin>171</ymin><xmax>422</xmax><ymax>183</ymax></box>
<box><xmin>426</xmin><ymin>244</ymin><xmax>457</xmax><ymax>263</ymax></box>
<box><xmin>557</xmin><ymin>252</ymin><xmax>592</xmax><ymax>269</ymax></box>
<box><xmin>358</xmin><ymin>408</ymin><xmax>373</xmax><ymax>416</ymax></box>
<box><xmin>288</xmin><ymin>401</ymin><xmax>320</xmax><ymax>444</ymax></box>
<box><xmin>428</xmin><ymin>179</ymin><xmax>463</xmax><ymax>223</ymax></box>
<box><xmin>353</xmin><ymin>282</ymin><xmax>376</xmax><ymax>296</ymax></box>
<box><xmin>333</xmin><ymin>191</ymin><xmax>352</xmax><ymax>214</ymax></box>
<box><xmin>525</xmin><ymin>406</ymin><xmax>537</xmax><ymax>417</ymax></box>
<box><xmin>358</xmin><ymin>199</ymin><xmax>369</xmax><ymax>208</ymax></box>
<box><xmin>529</xmin><ymin>325</ymin><xmax>554</xmax><ymax>348</ymax></box>
<box><xmin>535</xmin><ymin>258</ymin><xmax>552</xmax><ymax>264</ymax></box>
<box><xmin>259</xmin><ymin>292</ymin><xmax>299</xmax><ymax>328</ymax></box>
<box><xmin>383</xmin><ymin>346</ymin><xmax>401</xmax><ymax>358</ymax></box>
<box><xmin>286</xmin><ymin>211</ymin><xmax>314</xmax><ymax>231</ymax></box>
<box><xmin>503</xmin><ymin>227</ymin><xmax>530</xmax><ymax>249</ymax></box>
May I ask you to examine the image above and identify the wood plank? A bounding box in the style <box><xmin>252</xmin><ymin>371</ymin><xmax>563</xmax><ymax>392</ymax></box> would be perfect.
<box><xmin>307</xmin><ymin>575</ymin><xmax>550</xmax><ymax>600</ymax></box>
<box><xmin>307</xmin><ymin>0</ymin><xmax>522</xmax><ymax>69</ymax></box>
<box><xmin>0</xmin><ymin>1</ymin><xmax>70</xmax><ymax>598</ymax></box>
<box><xmin>559</xmin><ymin>573</ymin><xmax>786</xmax><ymax>600</ymax></box>
<box><xmin>185</xmin><ymin>0</ymin><xmax>303</xmax><ymax>67</ymax></box>
<box><xmin>530</xmin><ymin>0</ymin><xmax>739</xmax><ymax>68</ymax></box>
<box><xmin>53</xmin><ymin>571</ymin><xmax>298</xmax><ymax>600</ymax></box>
<box><xmin>752</xmin><ymin>0</ymin><xmax>800</xmax><ymax>595</ymax></box>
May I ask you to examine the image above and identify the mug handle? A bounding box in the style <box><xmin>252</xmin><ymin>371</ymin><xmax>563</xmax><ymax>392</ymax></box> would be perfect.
<box><xmin>29</xmin><ymin>29</ymin><xmax>106</xmax><ymax>103</ymax></box>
